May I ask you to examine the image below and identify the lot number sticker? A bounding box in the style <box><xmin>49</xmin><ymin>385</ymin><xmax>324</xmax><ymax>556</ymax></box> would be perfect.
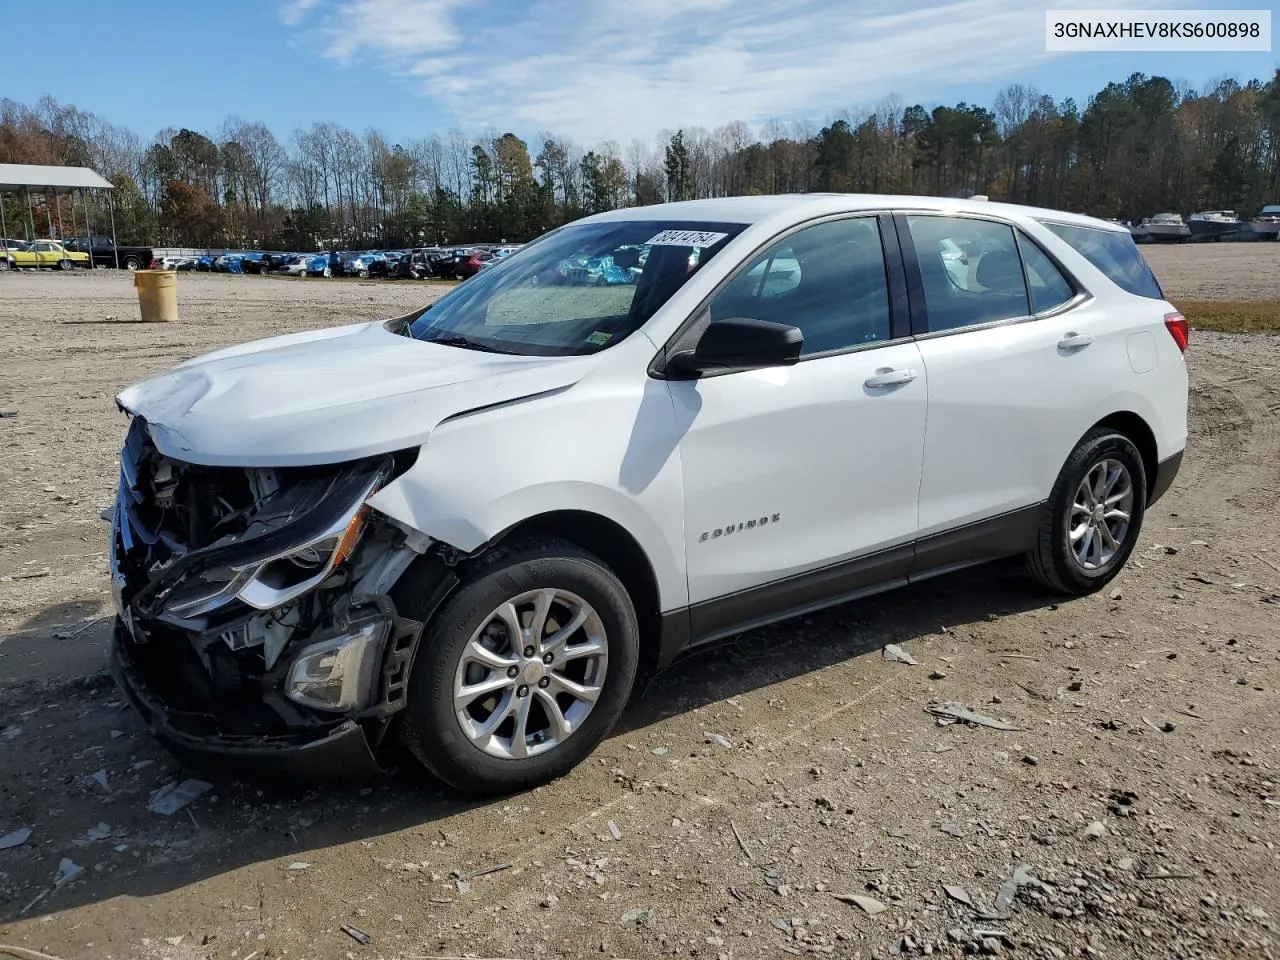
<box><xmin>645</xmin><ymin>230</ymin><xmax>728</xmax><ymax>247</ymax></box>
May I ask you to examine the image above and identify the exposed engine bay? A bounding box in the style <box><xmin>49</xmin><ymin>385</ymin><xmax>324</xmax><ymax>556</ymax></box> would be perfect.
<box><xmin>110</xmin><ymin>416</ymin><xmax>428</xmax><ymax>762</ymax></box>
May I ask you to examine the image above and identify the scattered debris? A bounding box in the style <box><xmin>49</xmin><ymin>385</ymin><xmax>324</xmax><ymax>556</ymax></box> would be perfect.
<box><xmin>621</xmin><ymin>907</ymin><xmax>652</xmax><ymax>924</ymax></box>
<box><xmin>1</xmin><ymin>726</ymin><xmax>21</xmax><ymax>740</ymax></box>
<box><xmin>459</xmin><ymin>862</ymin><xmax>512</xmax><ymax>880</ymax></box>
<box><xmin>651</xmin><ymin>745</ymin><xmax>668</xmax><ymax>756</ymax></box>
<box><xmin>0</xmin><ymin>828</ymin><xmax>32</xmax><ymax>850</ymax></box>
<box><xmin>90</xmin><ymin>768</ymin><xmax>110</xmax><ymax>792</ymax></box>
<box><xmin>883</xmin><ymin>644</ymin><xmax>918</xmax><ymax>665</ymax></box>
<box><xmin>340</xmin><ymin>923</ymin><xmax>372</xmax><ymax>945</ymax></box>
<box><xmin>0</xmin><ymin>410</ymin><xmax>18</xmax><ymax>418</ymax></box>
<box><xmin>7</xmin><ymin>569</ymin><xmax>50</xmax><ymax>580</ymax></box>
<box><xmin>925</xmin><ymin>702</ymin><xmax>1019</xmax><ymax>730</ymax></box>
<box><xmin>540</xmin><ymin>894</ymin><xmax>558</xmax><ymax>908</ymax></box>
<box><xmin>455</xmin><ymin>880</ymin><xmax>471</xmax><ymax>894</ymax></box>
<box><xmin>833</xmin><ymin>893</ymin><xmax>888</xmax><ymax>915</ymax></box>
<box><xmin>1082</xmin><ymin>821</ymin><xmax>1107</xmax><ymax>839</ymax></box>
<box><xmin>1109</xmin><ymin>791</ymin><xmax>1138</xmax><ymax>816</ymax></box>
<box><xmin>730</xmin><ymin>819</ymin><xmax>755</xmax><ymax>863</ymax></box>
<box><xmin>285</xmin><ymin>862</ymin><xmax>312</xmax><ymax>871</ymax></box>
<box><xmin>929</xmin><ymin>670</ymin><xmax>948</xmax><ymax>680</ymax></box>
<box><xmin>939</xmin><ymin>822</ymin><xmax>965</xmax><ymax>838</ymax></box>
<box><xmin>53</xmin><ymin>617</ymin><xmax>105</xmax><ymax>640</ymax></box>
<box><xmin>147</xmin><ymin>779</ymin><xmax>213</xmax><ymax>815</ymax></box>
<box><xmin>988</xmin><ymin>865</ymin><xmax>1049</xmax><ymax>919</ymax></box>
<box><xmin>943</xmin><ymin>884</ymin><xmax>975</xmax><ymax>907</ymax></box>
<box><xmin>53</xmin><ymin>858</ymin><xmax>83</xmax><ymax>888</ymax></box>
<box><xmin>606</xmin><ymin>819</ymin><xmax>622</xmax><ymax>841</ymax></box>
<box><xmin>84</xmin><ymin>823</ymin><xmax>111</xmax><ymax>842</ymax></box>
<box><xmin>705</xmin><ymin>732</ymin><xmax>732</xmax><ymax>749</ymax></box>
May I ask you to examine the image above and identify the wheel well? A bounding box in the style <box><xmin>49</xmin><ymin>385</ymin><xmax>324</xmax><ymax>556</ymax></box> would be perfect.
<box><xmin>1092</xmin><ymin>411</ymin><xmax>1157</xmax><ymax>499</ymax></box>
<box><xmin>497</xmin><ymin>510</ymin><xmax>663</xmax><ymax>680</ymax></box>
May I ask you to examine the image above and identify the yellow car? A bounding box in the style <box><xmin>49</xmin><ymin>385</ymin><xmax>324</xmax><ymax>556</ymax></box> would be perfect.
<box><xmin>3</xmin><ymin>240</ymin><xmax>91</xmax><ymax>270</ymax></box>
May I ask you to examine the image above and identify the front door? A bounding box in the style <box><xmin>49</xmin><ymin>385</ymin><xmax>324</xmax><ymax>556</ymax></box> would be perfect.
<box><xmin>669</xmin><ymin>215</ymin><xmax>927</xmax><ymax>631</ymax></box>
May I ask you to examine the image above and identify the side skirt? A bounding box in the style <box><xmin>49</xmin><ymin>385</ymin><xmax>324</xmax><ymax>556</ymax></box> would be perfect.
<box><xmin>655</xmin><ymin>503</ymin><xmax>1045</xmax><ymax>670</ymax></box>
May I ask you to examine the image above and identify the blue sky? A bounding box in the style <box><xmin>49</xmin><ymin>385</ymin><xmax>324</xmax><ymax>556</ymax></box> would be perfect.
<box><xmin>4</xmin><ymin>0</ymin><xmax>1275</xmax><ymax>147</ymax></box>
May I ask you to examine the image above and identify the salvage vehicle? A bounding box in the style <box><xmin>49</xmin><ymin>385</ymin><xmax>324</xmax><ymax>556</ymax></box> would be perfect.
<box><xmin>61</xmin><ymin>235</ymin><xmax>154</xmax><ymax>271</ymax></box>
<box><xmin>306</xmin><ymin>252</ymin><xmax>337</xmax><ymax>277</ymax></box>
<box><xmin>109</xmin><ymin>195</ymin><xmax>1188</xmax><ymax>795</ymax></box>
<box><xmin>5</xmin><ymin>239</ymin><xmax>90</xmax><ymax>270</ymax></box>
<box><xmin>270</xmin><ymin>254</ymin><xmax>311</xmax><ymax>277</ymax></box>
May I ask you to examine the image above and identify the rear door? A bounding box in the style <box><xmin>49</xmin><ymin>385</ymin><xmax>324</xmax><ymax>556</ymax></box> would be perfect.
<box><xmin>897</xmin><ymin>212</ymin><xmax>1123</xmax><ymax>554</ymax></box>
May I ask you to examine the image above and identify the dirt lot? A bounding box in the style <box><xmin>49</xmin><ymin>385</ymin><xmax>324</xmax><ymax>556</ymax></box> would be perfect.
<box><xmin>1</xmin><ymin>248</ymin><xmax>1278</xmax><ymax>960</ymax></box>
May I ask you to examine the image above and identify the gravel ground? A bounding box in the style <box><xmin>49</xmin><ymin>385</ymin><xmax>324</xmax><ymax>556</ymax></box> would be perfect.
<box><xmin>0</xmin><ymin>251</ymin><xmax>1278</xmax><ymax>960</ymax></box>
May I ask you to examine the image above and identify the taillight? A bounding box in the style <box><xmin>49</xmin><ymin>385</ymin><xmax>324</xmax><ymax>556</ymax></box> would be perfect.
<box><xmin>1163</xmin><ymin>311</ymin><xmax>1189</xmax><ymax>353</ymax></box>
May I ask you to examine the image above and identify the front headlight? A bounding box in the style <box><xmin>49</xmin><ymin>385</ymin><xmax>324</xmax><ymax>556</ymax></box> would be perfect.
<box><xmin>162</xmin><ymin>470</ymin><xmax>381</xmax><ymax>619</ymax></box>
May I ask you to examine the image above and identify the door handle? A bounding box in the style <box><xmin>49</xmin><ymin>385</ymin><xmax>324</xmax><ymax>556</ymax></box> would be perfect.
<box><xmin>1058</xmin><ymin>332</ymin><xmax>1093</xmax><ymax>350</ymax></box>
<box><xmin>864</xmin><ymin>367</ymin><xmax>918</xmax><ymax>388</ymax></box>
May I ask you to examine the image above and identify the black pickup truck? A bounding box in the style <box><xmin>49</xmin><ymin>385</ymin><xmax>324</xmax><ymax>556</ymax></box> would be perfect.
<box><xmin>61</xmin><ymin>235</ymin><xmax>154</xmax><ymax>271</ymax></box>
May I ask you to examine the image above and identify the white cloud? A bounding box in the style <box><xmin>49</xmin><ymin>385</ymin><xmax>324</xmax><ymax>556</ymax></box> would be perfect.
<box><xmin>283</xmin><ymin>0</ymin><xmax>1203</xmax><ymax>142</ymax></box>
<box><xmin>279</xmin><ymin>0</ymin><xmax>323</xmax><ymax>27</ymax></box>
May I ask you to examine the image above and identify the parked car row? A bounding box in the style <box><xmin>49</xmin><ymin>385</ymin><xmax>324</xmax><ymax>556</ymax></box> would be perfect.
<box><xmin>0</xmin><ymin>236</ymin><xmax>155</xmax><ymax>272</ymax></box>
<box><xmin>152</xmin><ymin>244</ymin><xmax>526</xmax><ymax>281</ymax></box>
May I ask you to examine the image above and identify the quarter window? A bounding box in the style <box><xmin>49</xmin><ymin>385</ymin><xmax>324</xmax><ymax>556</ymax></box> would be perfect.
<box><xmin>905</xmin><ymin>216</ymin><xmax>1030</xmax><ymax>332</ymax></box>
<box><xmin>1039</xmin><ymin>221</ymin><xmax>1164</xmax><ymax>300</ymax></box>
<box><xmin>708</xmin><ymin>217</ymin><xmax>892</xmax><ymax>356</ymax></box>
<box><xmin>1017</xmin><ymin>236</ymin><xmax>1076</xmax><ymax>313</ymax></box>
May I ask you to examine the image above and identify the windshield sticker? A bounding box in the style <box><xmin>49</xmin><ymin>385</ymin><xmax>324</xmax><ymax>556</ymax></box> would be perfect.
<box><xmin>585</xmin><ymin>331</ymin><xmax>613</xmax><ymax>346</ymax></box>
<box><xmin>645</xmin><ymin>229</ymin><xmax>729</xmax><ymax>247</ymax></box>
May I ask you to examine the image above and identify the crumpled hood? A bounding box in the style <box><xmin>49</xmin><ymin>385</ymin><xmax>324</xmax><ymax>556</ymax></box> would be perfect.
<box><xmin>116</xmin><ymin>321</ymin><xmax>594</xmax><ymax>466</ymax></box>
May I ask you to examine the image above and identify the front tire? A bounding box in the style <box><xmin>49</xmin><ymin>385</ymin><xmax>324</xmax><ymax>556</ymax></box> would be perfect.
<box><xmin>1026</xmin><ymin>428</ymin><xmax>1147</xmax><ymax>595</ymax></box>
<box><xmin>397</xmin><ymin>539</ymin><xmax>639</xmax><ymax>796</ymax></box>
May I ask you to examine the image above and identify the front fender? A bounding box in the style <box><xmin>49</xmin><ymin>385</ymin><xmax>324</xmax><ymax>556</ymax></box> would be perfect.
<box><xmin>365</xmin><ymin>355</ymin><xmax>689</xmax><ymax>611</ymax></box>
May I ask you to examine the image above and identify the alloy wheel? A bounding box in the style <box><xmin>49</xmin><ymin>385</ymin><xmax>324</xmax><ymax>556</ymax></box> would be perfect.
<box><xmin>452</xmin><ymin>588</ymin><xmax>608</xmax><ymax>760</ymax></box>
<box><xmin>1069</xmin><ymin>458</ymin><xmax>1134</xmax><ymax>570</ymax></box>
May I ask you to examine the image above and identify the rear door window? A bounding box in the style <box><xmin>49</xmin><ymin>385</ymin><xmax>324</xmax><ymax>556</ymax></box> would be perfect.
<box><xmin>904</xmin><ymin>216</ymin><xmax>1031</xmax><ymax>332</ymax></box>
<box><xmin>1038</xmin><ymin>221</ymin><xmax>1164</xmax><ymax>300</ymax></box>
<box><xmin>1016</xmin><ymin>236</ymin><xmax>1076</xmax><ymax>313</ymax></box>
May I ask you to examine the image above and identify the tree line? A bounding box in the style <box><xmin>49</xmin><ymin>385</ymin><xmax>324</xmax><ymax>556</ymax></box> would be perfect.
<box><xmin>2</xmin><ymin>69</ymin><xmax>1278</xmax><ymax>251</ymax></box>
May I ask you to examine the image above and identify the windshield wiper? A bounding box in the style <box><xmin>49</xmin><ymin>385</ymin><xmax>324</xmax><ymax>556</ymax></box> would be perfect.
<box><xmin>420</xmin><ymin>332</ymin><xmax>513</xmax><ymax>354</ymax></box>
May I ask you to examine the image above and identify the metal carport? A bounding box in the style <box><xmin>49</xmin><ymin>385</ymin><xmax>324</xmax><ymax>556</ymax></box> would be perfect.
<box><xmin>0</xmin><ymin>163</ymin><xmax>119</xmax><ymax>268</ymax></box>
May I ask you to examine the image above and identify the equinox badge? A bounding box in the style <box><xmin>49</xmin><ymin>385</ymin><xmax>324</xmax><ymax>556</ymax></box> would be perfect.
<box><xmin>699</xmin><ymin>514</ymin><xmax>781</xmax><ymax>542</ymax></box>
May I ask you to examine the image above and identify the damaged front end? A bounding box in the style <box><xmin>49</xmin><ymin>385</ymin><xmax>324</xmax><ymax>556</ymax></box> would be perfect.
<box><xmin>108</xmin><ymin>416</ymin><xmax>427</xmax><ymax>778</ymax></box>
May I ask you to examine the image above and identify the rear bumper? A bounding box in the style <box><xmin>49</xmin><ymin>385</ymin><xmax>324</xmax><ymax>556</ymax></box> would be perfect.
<box><xmin>110</xmin><ymin>620</ymin><xmax>387</xmax><ymax>780</ymax></box>
<box><xmin>1148</xmin><ymin>449</ymin><xmax>1183</xmax><ymax>506</ymax></box>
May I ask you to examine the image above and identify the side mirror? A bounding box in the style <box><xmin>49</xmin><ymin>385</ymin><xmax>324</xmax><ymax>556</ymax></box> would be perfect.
<box><xmin>666</xmin><ymin>317</ymin><xmax>804</xmax><ymax>378</ymax></box>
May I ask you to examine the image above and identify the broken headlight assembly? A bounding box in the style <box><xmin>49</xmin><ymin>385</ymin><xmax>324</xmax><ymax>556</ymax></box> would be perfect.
<box><xmin>117</xmin><ymin>450</ymin><xmax>394</xmax><ymax>624</ymax></box>
<box><xmin>163</xmin><ymin>493</ymin><xmax>374</xmax><ymax>618</ymax></box>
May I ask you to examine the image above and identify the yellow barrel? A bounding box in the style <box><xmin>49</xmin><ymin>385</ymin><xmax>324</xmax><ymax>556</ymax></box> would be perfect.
<box><xmin>133</xmin><ymin>269</ymin><xmax>179</xmax><ymax>323</ymax></box>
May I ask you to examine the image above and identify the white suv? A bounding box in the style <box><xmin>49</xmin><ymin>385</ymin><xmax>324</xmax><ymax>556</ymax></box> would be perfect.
<box><xmin>109</xmin><ymin>195</ymin><xmax>1188</xmax><ymax>794</ymax></box>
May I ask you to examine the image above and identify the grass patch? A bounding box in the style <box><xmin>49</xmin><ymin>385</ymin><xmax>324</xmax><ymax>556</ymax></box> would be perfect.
<box><xmin>1175</xmin><ymin>300</ymin><xmax>1280</xmax><ymax>336</ymax></box>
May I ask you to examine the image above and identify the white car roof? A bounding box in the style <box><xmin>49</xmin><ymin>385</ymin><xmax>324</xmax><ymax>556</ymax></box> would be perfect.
<box><xmin>583</xmin><ymin>194</ymin><xmax>1126</xmax><ymax>234</ymax></box>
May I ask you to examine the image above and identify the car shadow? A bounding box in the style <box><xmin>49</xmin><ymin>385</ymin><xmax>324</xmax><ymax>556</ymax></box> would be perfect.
<box><xmin>0</xmin><ymin>558</ymin><xmax>1059</xmax><ymax>923</ymax></box>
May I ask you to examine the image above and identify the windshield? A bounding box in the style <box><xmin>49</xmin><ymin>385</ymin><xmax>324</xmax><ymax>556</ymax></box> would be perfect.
<box><xmin>408</xmin><ymin>219</ymin><xmax>747</xmax><ymax>356</ymax></box>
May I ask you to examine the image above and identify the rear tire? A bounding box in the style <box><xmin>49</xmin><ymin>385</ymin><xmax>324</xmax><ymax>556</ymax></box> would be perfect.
<box><xmin>1026</xmin><ymin>428</ymin><xmax>1147</xmax><ymax>595</ymax></box>
<box><xmin>123</xmin><ymin>256</ymin><xmax>140</xmax><ymax>271</ymax></box>
<box><xmin>397</xmin><ymin>538</ymin><xmax>639</xmax><ymax>796</ymax></box>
